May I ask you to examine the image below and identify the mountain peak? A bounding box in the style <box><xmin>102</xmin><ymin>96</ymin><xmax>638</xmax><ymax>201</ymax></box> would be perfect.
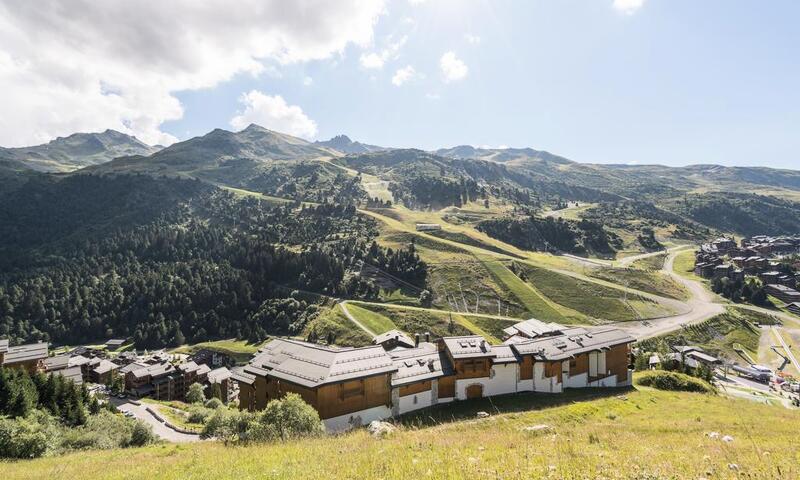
<box><xmin>315</xmin><ymin>134</ymin><xmax>384</xmax><ymax>154</ymax></box>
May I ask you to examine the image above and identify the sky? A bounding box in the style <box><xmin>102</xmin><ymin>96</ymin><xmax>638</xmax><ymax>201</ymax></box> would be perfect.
<box><xmin>0</xmin><ymin>0</ymin><xmax>798</xmax><ymax>168</ymax></box>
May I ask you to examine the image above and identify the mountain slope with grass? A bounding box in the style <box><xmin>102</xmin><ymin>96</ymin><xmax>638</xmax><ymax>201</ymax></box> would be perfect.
<box><xmin>6</xmin><ymin>384</ymin><xmax>798</xmax><ymax>479</ymax></box>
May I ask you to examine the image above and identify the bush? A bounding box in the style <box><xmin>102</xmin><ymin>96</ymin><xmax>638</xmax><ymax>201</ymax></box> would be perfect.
<box><xmin>0</xmin><ymin>415</ymin><xmax>51</xmax><ymax>459</ymax></box>
<box><xmin>61</xmin><ymin>411</ymin><xmax>157</xmax><ymax>451</ymax></box>
<box><xmin>636</xmin><ymin>370</ymin><xmax>716</xmax><ymax>394</ymax></box>
<box><xmin>204</xmin><ymin>398</ymin><xmax>224</xmax><ymax>410</ymax></box>
<box><xmin>258</xmin><ymin>393</ymin><xmax>324</xmax><ymax>441</ymax></box>
<box><xmin>187</xmin><ymin>405</ymin><xmax>213</xmax><ymax>424</ymax></box>
<box><xmin>185</xmin><ymin>383</ymin><xmax>205</xmax><ymax>404</ymax></box>
<box><xmin>201</xmin><ymin>408</ymin><xmax>258</xmax><ymax>443</ymax></box>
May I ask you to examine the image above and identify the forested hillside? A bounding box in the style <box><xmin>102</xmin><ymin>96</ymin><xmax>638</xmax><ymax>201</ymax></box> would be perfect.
<box><xmin>0</xmin><ymin>174</ymin><xmax>425</xmax><ymax>349</ymax></box>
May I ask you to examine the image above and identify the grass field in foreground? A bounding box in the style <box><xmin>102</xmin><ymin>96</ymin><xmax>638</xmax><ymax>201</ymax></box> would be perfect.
<box><xmin>6</xmin><ymin>383</ymin><xmax>799</xmax><ymax>480</ymax></box>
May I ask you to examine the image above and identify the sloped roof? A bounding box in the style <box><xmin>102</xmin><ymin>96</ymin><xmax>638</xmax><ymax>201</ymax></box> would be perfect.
<box><xmin>44</xmin><ymin>354</ymin><xmax>71</xmax><ymax>371</ymax></box>
<box><xmin>3</xmin><ymin>342</ymin><xmax>48</xmax><ymax>365</ymax></box>
<box><xmin>509</xmin><ymin>327</ymin><xmax>634</xmax><ymax>361</ymax></box>
<box><xmin>68</xmin><ymin>355</ymin><xmax>92</xmax><ymax>367</ymax></box>
<box><xmin>196</xmin><ymin>364</ymin><xmax>212</xmax><ymax>376</ymax></box>
<box><xmin>93</xmin><ymin>359</ymin><xmax>119</xmax><ymax>375</ymax></box>
<box><xmin>119</xmin><ymin>361</ymin><xmax>149</xmax><ymax>374</ymax></box>
<box><xmin>504</xmin><ymin>319</ymin><xmax>565</xmax><ymax>339</ymax></box>
<box><xmin>54</xmin><ymin>366</ymin><xmax>84</xmax><ymax>386</ymax></box>
<box><xmin>441</xmin><ymin>335</ymin><xmax>495</xmax><ymax>359</ymax></box>
<box><xmin>490</xmin><ymin>344</ymin><xmax>520</xmax><ymax>364</ymax></box>
<box><xmin>248</xmin><ymin>339</ymin><xmax>397</xmax><ymax>389</ymax></box>
<box><xmin>178</xmin><ymin>361</ymin><xmax>200</xmax><ymax>373</ymax></box>
<box><xmin>373</xmin><ymin>329</ymin><xmax>415</xmax><ymax>349</ymax></box>
<box><xmin>232</xmin><ymin>371</ymin><xmax>256</xmax><ymax>385</ymax></box>
<box><xmin>0</xmin><ymin>339</ymin><xmax>8</xmax><ymax>354</ymax></box>
<box><xmin>207</xmin><ymin>367</ymin><xmax>232</xmax><ymax>384</ymax></box>
<box><xmin>388</xmin><ymin>342</ymin><xmax>453</xmax><ymax>387</ymax></box>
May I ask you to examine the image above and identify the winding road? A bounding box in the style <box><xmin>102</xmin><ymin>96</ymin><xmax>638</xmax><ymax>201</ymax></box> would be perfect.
<box><xmin>112</xmin><ymin>399</ymin><xmax>202</xmax><ymax>443</ymax></box>
<box><xmin>611</xmin><ymin>249</ymin><xmax>726</xmax><ymax>340</ymax></box>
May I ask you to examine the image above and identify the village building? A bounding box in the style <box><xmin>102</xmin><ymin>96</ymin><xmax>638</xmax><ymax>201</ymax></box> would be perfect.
<box><xmin>207</xmin><ymin>367</ymin><xmax>234</xmax><ymax>402</ymax></box>
<box><xmin>104</xmin><ymin>338</ymin><xmax>129</xmax><ymax>351</ymax></box>
<box><xmin>91</xmin><ymin>359</ymin><xmax>119</xmax><ymax>384</ymax></box>
<box><xmin>1</xmin><ymin>342</ymin><xmax>48</xmax><ymax>372</ymax></box>
<box><xmin>415</xmin><ymin>223</ymin><xmax>442</xmax><ymax>232</ymax></box>
<box><xmin>373</xmin><ymin>329</ymin><xmax>416</xmax><ymax>350</ymax></box>
<box><xmin>786</xmin><ymin>302</ymin><xmax>800</xmax><ymax>316</ymax></box>
<box><xmin>765</xmin><ymin>284</ymin><xmax>800</xmax><ymax>304</ymax></box>
<box><xmin>233</xmin><ymin>320</ymin><xmax>635</xmax><ymax>432</ymax></box>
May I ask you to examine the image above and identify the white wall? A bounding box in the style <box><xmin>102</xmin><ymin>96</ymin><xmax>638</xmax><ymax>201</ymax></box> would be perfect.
<box><xmin>532</xmin><ymin>362</ymin><xmax>562</xmax><ymax>393</ymax></box>
<box><xmin>323</xmin><ymin>405</ymin><xmax>392</xmax><ymax>433</ymax></box>
<box><xmin>454</xmin><ymin>363</ymin><xmax>519</xmax><ymax>400</ymax></box>
<box><xmin>398</xmin><ymin>389</ymin><xmax>434</xmax><ymax>415</ymax></box>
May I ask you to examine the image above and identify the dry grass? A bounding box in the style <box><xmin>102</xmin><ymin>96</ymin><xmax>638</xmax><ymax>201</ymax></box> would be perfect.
<box><xmin>5</xmin><ymin>385</ymin><xmax>799</xmax><ymax>479</ymax></box>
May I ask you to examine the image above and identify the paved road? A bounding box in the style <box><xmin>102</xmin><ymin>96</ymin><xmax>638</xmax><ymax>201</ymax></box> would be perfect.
<box><xmin>771</xmin><ymin>326</ymin><xmax>800</xmax><ymax>372</ymax></box>
<box><xmin>612</xmin><ymin>249</ymin><xmax>725</xmax><ymax>340</ymax></box>
<box><xmin>112</xmin><ymin>399</ymin><xmax>202</xmax><ymax>443</ymax></box>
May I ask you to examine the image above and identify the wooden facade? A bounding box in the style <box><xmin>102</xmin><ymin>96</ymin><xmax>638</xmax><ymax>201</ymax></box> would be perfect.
<box><xmin>437</xmin><ymin>375</ymin><xmax>455</xmax><ymax>399</ymax></box>
<box><xmin>399</xmin><ymin>380</ymin><xmax>431</xmax><ymax>397</ymax></box>
<box><xmin>453</xmin><ymin>358</ymin><xmax>492</xmax><ymax>379</ymax></box>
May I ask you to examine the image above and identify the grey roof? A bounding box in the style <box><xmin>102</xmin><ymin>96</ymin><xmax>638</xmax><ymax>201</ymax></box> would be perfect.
<box><xmin>388</xmin><ymin>343</ymin><xmax>454</xmax><ymax>387</ymax></box>
<box><xmin>232</xmin><ymin>371</ymin><xmax>256</xmax><ymax>385</ymax></box>
<box><xmin>119</xmin><ymin>361</ymin><xmax>149</xmax><ymax>374</ymax></box>
<box><xmin>105</xmin><ymin>339</ymin><xmax>127</xmax><ymax>346</ymax></box>
<box><xmin>93</xmin><ymin>359</ymin><xmax>119</xmax><ymax>375</ymax></box>
<box><xmin>54</xmin><ymin>366</ymin><xmax>84</xmax><ymax>386</ymax></box>
<box><xmin>3</xmin><ymin>342</ymin><xmax>48</xmax><ymax>365</ymax></box>
<box><xmin>178</xmin><ymin>361</ymin><xmax>200</xmax><ymax>373</ymax></box>
<box><xmin>490</xmin><ymin>344</ymin><xmax>520</xmax><ymax>364</ymax></box>
<box><xmin>44</xmin><ymin>354</ymin><xmax>71</xmax><ymax>371</ymax></box>
<box><xmin>0</xmin><ymin>339</ymin><xmax>8</xmax><ymax>354</ymax></box>
<box><xmin>248</xmin><ymin>339</ymin><xmax>397</xmax><ymax>389</ymax></box>
<box><xmin>196</xmin><ymin>364</ymin><xmax>212</xmax><ymax>376</ymax></box>
<box><xmin>131</xmin><ymin>362</ymin><xmax>173</xmax><ymax>379</ymax></box>
<box><xmin>441</xmin><ymin>335</ymin><xmax>495</xmax><ymax>359</ymax></box>
<box><xmin>509</xmin><ymin>327</ymin><xmax>634</xmax><ymax>361</ymax></box>
<box><xmin>685</xmin><ymin>351</ymin><xmax>720</xmax><ymax>364</ymax></box>
<box><xmin>207</xmin><ymin>367</ymin><xmax>232</xmax><ymax>384</ymax></box>
<box><xmin>503</xmin><ymin>319</ymin><xmax>565</xmax><ymax>339</ymax></box>
<box><xmin>68</xmin><ymin>355</ymin><xmax>92</xmax><ymax>367</ymax></box>
<box><xmin>373</xmin><ymin>329</ymin><xmax>415</xmax><ymax>349</ymax></box>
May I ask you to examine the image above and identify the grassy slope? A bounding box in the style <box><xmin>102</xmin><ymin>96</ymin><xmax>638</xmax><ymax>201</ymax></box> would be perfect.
<box><xmin>518</xmin><ymin>264</ymin><xmax>665</xmax><ymax>323</ymax></box>
<box><xmin>171</xmin><ymin>339</ymin><xmax>265</xmax><ymax>364</ymax></box>
<box><xmin>7</xmin><ymin>385</ymin><xmax>799</xmax><ymax>480</ymax></box>
<box><xmin>587</xmin><ymin>267</ymin><xmax>689</xmax><ymax>301</ymax></box>
<box><xmin>302</xmin><ymin>304</ymin><xmax>373</xmax><ymax>347</ymax></box>
<box><xmin>341</xmin><ymin>303</ymin><xmax>396</xmax><ymax>334</ymax></box>
<box><xmin>629</xmin><ymin>252</ymin><xmax>667</xmax><ymax>271</ymax></box>
<box><xmin>672</xmin><ymin>249</ymin><xmax>703</xmax><ymax>282</ymax></box>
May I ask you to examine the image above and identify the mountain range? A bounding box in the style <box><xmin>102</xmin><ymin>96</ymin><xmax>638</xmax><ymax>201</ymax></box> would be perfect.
<box><xmin>0</xmin><ymin>129</ymin><xmax>161</xmax><ymax>173</ymax></box>
<box><xmin>2</xmin><ymin>124</ymin><xmax>800</xmax><ymax>238</ymax></box>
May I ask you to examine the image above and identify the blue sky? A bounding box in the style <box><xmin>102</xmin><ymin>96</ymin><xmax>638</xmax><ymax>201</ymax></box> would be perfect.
<box><xmin>163</xmin><ymin>0</ymin><xmax>800</xmax><ymax>168</ymax></box>
<box><xmin>2</xmin><ymin>1</ymin><xmax>798</xmax><ymax>168</ymax></box>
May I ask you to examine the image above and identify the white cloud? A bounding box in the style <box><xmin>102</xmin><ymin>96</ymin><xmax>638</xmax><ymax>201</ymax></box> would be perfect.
<box><xmin>303</xmin><ymin>76</ymin><xmax>314</xmax><ymax>86</ymax></box>
<box><xmin>359</xmin><ymin>34</ymin><xmax>408</xmax><ymax>70</ymax></box>
<box><xmin>0</xmin><ymin>0</ymin><xmax>384</xmax><ymax>147</ymax></box>
<box><xmin>230</xmin><ymin>90</ymin><xmax>318</xmax><ymax>140</ymax></box>
<box><xmin>391</xmin><ymin>65</ymin><xmax>418</xmax><ymax>86</ymax></box>
<box><xmin>465</xmin><ymin>34</ymin><xmax>481</xmax><ymax>45</ymax></box>
<box><xmin>425</xmin><ymin>92</ymin><xmax>441</xmax><ymax>100</ymax></box>
<box><xmin>613</xmin><ymin>0</ymin><xmax>645</xmax><ymax>15</ymax></box>
<box><xmin>359</xmin><ymin>52</ymin><xmax>386</xmax><ymax>69</ymax></box>
<box><xmin>440</xmin><ymin>51</ymin><xmax>468</xmax><ymax>83</ymax></box>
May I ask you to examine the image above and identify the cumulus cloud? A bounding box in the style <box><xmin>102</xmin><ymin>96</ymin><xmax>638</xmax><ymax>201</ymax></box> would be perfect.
<box><xmin>391</xmin><ymin>65</ymin><xmax>418</xmax><ymax>86</ymax></box>
<box><xmin>0</xmin><ymin>0</ymin><xmax>384</xmax><ymax>147</ymax></box>
<box><xmin>440</xmin><ymin>51</ymin><xmax>468</xmax><ymax>83</ymax></box>
<box><xmin>359</xmin><ymin>34</ymin><xmax>408</xmax><ymax>70</ymax></box>
<box><xmin>613</xmin><ymin>0</ymin><xmax>645</xmax><ymax>15</ymax></box>
<box><xmin>230</xmin><ymin>90</ymin><xmax>317</xmax><ymax>140</ymax></box>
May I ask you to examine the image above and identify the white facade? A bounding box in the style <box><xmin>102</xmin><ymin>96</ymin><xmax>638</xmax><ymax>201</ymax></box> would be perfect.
<box><xmin>323</xmin><ymin>405</ymin><xmax>393</xmax><ymax>433</ymax></box>
<box><xmin>454</xmin><ymin>363</ymin><xmax>519</xmax><ymax>400</ymax></box>
<box><xmin>397</xmin><ymin>389</ymin><xmax>434</xmax><ymax>415</ymax></box>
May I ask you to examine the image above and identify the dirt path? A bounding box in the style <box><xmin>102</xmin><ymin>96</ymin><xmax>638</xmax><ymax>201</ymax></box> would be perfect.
<box><xmin>112</xmin><ymin>400</ymin><xmax>202</xmax><ymax>443</ymax></box>
<box><xmin>616</xmin><ymin>245</ymin><xmax>690</xmax><ymax>267</ymax></box>
<box><xmin>338</xmin><ymin>301</ymin><xmax>377</xmax><ymax>336</ymax></box>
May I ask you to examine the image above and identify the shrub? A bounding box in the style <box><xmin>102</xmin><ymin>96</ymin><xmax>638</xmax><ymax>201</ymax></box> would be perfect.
<box><xmin>185</xmin><ymin>383</ymin><xmax>205</xmax><ymax>404</ymax></box>
<box><xmin>204</xmin><ymin>398</ymin><xmax>224</xmax><ymax>410</ymax></box>
<box><xmin>0</xmin><ymin>415</ymin><xmax>51</xmax><ymax>459</ymax></box>
<box><xmin>636</xmin><ymin>370</ymin><xmax>716</xmax><ymax>394</ymax></box>
<box><xmin>201</xmin><ymin>408</ymin><xmax>258</xmax><ymax>443</ymax></box>
<box><xmin>258</xmin><ymin>393</ymin><xmax>324</xmax><ymax>441</ymax></box>
<box><xmin>187</xmin><ymin>405</ymin><xmax>213</xmax><ymax>424</ymax></box>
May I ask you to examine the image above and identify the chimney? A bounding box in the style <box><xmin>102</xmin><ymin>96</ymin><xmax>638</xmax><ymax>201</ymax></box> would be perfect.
<box><xmin>480</xmin><ymin>340</ymin><xmax>486</xmax><ymax>351</ymax></box>
<box><xmin>415</xmin><ymin>333</ymin><xmax>420</xmax><ymax>347</ymax></box>
<box><xmin>425</xmin><ymin>332</ymin><xmax>431</xmax><ymax>343</ymax></box>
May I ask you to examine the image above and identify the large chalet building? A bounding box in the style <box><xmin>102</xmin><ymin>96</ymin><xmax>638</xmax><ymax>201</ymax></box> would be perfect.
<box><xmin>233</xmin><ymin>319</ymin><xmax>634</xmax><ymax>431</ymax></box>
